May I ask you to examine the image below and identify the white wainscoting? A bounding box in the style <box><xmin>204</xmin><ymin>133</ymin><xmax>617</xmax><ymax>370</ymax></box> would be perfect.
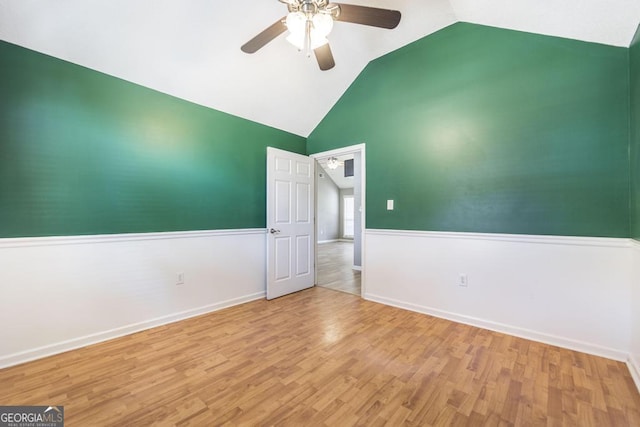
<box><xmin>630</xmin><ymin>240</ymin><xmax>640</xmax><ymax>392</ymax></box>
<box><xmin>364</xmin><ymin>229</ymin><xmax>633</xmax><ymax>361</ymax></box>
<box><xmin>0</xmin><ymin>229</ymin><xmax>267</xmax><ymax>368</ymax></box>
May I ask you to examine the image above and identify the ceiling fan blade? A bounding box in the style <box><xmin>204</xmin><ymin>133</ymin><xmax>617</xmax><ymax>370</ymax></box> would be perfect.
<box><xmin>334</xmin><ymin>4</ymin><xmax>401</xmax><ymax>29</ymax></box>
<box><xmin>241</xmin><ymin>18</ymin><xmax>287</xmax><ymax>54</ymax></box>
<box><xmin>314</xmin><ymin>43</ymin><xmax>335</xmax><ymax>71</ymax></box>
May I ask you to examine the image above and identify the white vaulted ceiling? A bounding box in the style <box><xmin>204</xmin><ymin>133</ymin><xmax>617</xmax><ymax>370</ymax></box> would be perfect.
<box><xmin>1</xmin><ymin>0</ymin><xmax>639</xmax><ymax>137</ymax></box>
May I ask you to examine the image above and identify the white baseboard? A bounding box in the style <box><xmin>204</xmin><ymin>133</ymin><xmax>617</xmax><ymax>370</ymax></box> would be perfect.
<box><xmin>0</xmin><ymin>229</ymin><xmax>267</xmax><ymax>368</ymax></box>
<box><xmin>0</xmin><ymin>291</ymin><xmax>264</xmax><ymax>369</ymax></box>
<box><xmin>364</xmin><ymin>229</ymin><xmax>632</xmax><ymax>362</ymax></box>
<box><xmin>318</xmin><ymin>239</ymin><xmax>339</xmax><ymax>244</ymax></box>
<box><xmin>629</xmin><ymin>355</ymin><xmax>640</xmax><ymax>394</ymax></box>
<box><xmin>365</xmin><ymin>293</ymin><xmax>627</xmax><ymax>362</ymax></box>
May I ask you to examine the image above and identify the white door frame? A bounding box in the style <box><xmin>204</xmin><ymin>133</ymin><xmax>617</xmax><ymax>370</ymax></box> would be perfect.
<box><xmin>310</xmin><ymin>143</ymin><xmax>366</xmax><ymax>297</ymax></box>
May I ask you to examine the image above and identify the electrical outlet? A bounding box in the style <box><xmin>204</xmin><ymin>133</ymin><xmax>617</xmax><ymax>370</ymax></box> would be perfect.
<box><xmin>177</xmin><ymin>272</ymin><xmax>185</xmax><ymax>285</ymax></box>
<box><xmin>459</xmin><ymin>274</ymin><xmax>468</xmax><ymax>287</ymax></box>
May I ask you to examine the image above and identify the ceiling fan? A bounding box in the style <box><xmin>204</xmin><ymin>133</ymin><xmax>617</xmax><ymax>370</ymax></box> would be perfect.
<box><xmin>241</xmin><ymin>0</ymin><xmax>401</xmax><ymax>71</ymax></box>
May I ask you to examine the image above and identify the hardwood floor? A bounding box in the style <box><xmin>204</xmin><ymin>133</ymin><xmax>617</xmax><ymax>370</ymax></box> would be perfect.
<box><xmin>1</xmin><ymin>287</ymin><xmax>639</xmax><ymax>426</ymax></box>
<box><xmin>317</xmin><ymin>241</ymin><xmax>361</xmax><ymax>296</ymax></box>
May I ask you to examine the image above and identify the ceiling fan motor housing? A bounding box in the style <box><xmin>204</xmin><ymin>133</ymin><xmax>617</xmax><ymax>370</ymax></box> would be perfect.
<box><xmin>281</xmin><ymin>0</ymin><xmax>339</xmax><ymax>18</ymax></box>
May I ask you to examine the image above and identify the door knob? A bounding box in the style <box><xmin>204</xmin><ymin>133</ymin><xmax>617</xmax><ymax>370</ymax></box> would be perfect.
<box><xmin>269</xmin><ymin>228</ymin><xmax>281</xmax><ymax>234</ymax></box>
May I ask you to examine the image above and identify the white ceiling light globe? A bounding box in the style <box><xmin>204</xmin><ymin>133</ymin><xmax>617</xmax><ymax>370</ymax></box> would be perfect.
<box><xmin>286</xmin><ymin>31</ymin><xmax>328</xmax><ymax>50</ymax></box>
<box><xmin>286</xmin><ymin>12</ymin><xmax>306</xmax><ymax>36</ymax></box>
<box><xmin>312</xmin><ymin>13</ymin><xmax>334</xmax><ymax>37</ymax></box>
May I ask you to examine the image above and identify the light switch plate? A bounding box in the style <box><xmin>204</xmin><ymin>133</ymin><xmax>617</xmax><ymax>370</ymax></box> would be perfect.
<box><xmin>387</xmin><ymin>200</ymin><xmax>394</xmax><ymax>210</ymax></box>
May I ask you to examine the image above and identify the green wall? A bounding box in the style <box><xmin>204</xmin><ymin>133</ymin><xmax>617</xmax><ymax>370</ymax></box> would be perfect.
<box><xmin>631</xmin><ymin>25</ymin><xmax>640</xmax><ymax>241</ymax></box>
<box><xmin>0</xmin><ymin>41</ymin><xmax>305</xmax><ymax>238</ymax></box>
<box><xmin>308</xmin><ymin>23</ymin><xmax>630</xmax><ymax>237</ymax></box>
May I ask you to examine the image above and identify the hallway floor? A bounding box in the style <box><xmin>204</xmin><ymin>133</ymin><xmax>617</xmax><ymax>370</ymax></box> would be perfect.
<box><xmin>316</xmin><ymin>241</ymin><xmax>361</xmax><ymax>296</ymax></box>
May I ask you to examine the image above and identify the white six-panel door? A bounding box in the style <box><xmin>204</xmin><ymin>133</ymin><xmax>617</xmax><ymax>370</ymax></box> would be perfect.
<box><xmin>266</xmin><ymin>147</ymin><xmax>315</xmax><ymax>300</ymax></box>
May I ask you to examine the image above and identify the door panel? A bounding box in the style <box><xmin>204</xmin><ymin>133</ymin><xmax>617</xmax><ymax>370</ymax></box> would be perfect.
<box><xmin>274</xmin><ymin>237</ymin><xmax>291</xmax><ymax>281</ymax></box>
<box><xmin>267</xmin><ymin>147</ymin><xmax>315</xmax><ymax>299</ymax></box>
<box><xmin>275</xmin><ymin>180</ymin><xmax>291</xmax><ymax>223</ymax></box>
<box><xmin>296</xmin><ymin>235</ymin><xmax>311</xmax><ymax>275</ymax></box>
<box><xmin>296</xmin><ymin>183</ymin><xmax>310</xmax><ymax>222</ymax></box>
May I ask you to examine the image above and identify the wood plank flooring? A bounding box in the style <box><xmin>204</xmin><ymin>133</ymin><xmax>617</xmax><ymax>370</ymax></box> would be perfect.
<box><xmin>1</xmin><ymin>287</ymin><xmax>639</xmax><ymax>426</ymax></box>
<box><xmin>316</xmin><ymin>241</ymin><xmax>361</xmax><ymax>296</ymax></box>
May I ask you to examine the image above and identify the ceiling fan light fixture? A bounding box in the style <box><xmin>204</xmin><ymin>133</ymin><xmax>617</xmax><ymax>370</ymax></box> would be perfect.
<box><xmin>241</xmin><ymin>1</ymin><xmax>401</xmax><ymax>71</ymax></box>
<box><xmin>327</xmin><ymin>157</ymin><xmax>340</xmax><ymax>170</ymax></box>
<box><xmin>285</xmin><ymin>8</ymin><xmax>332</xmax><ymax>52</ymax></box>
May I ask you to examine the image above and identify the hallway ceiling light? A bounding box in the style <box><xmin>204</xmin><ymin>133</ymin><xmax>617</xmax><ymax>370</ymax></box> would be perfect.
<box><xmin>327</xmin><ymin>157</ymin><xmax>340</xmax><ymax>169</ymax></box>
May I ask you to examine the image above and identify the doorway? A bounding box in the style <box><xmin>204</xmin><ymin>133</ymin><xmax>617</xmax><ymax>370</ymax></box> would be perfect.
<box><xmin>316</xmin><ymin>240</ymin><xmax>360</xmax><ymax>295</ymax></box>
<box><xmin>311</xmin><ymin>144</ymin><xmax>365</xmax><ymax>297</ymax></box>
